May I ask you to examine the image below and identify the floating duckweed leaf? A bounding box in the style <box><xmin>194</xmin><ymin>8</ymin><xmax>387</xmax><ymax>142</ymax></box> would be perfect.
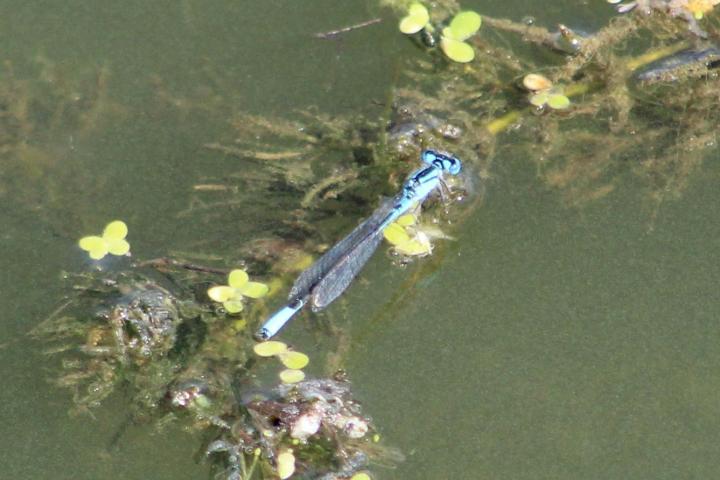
<box><xmin>279</xmin><ymin>351</ymin><xmax>309</xmax><ymax>369</ymax></box>
<box><xmin>223</xmin><ymin>300</ymin><xmax>244</xmax><ymax>314</ymax></box>
<box><xmin>277</xmin><ymin>449</ymin><xmax>296</xmax><ymax>480</ymax></box>
<box><xmin>208</xmin><ymin>269</ymin><xmax>268</xmax><ymax>313</ymax></box>
<box><xmin>208</xmin><ymin>285</ymin><xmax>234</xmax><ymax>302</ymax></box>
<box><xmin>529</xmin><ymin>83</ymin><xmax>570</xmax><ymax>110</ymax></box>
<box><xmin>103</xmin><ymin>220</ymin><xmax>128</xmax><ymax>240</ymax></box>
<box><xmin>383</xmin><ymin>223</ymin><xmax>411</xmax><ymax>246</ymax></box>
<box><xmin>106</xmin><ymin>238</ymin><xmax>130</xmax><ymax>256</ymax></box>
<box><xmin>88</xmin><ymin>245</ymin><xmax>109</xmax><ymax>260</ymax></box>
<box><xmin>547</xmin><ymin>93</ymin><xmax>571</xmax><ymax>109</ymax></box>
<box><xmin>253</xmin><ymin>340</ymin><xmax>288</xmax><ymax>357</ymax></box>
<box><xmin>385</xmin><ymin>221</ymin><xmax>434</xmax><ymax>256</ymax></box>
<box><xmin>279</xmin><ymin>369</ymin><xmax>305</xmax><ymax>384</ymax></box>
<box><xmin>79</xmin><ymin>235</ymin><xmax>104</xmax><ymax>252</ymax></box>
<box><xmin>523</xmin><ymin>73</ymin><xmax>553</xmax><ymax>92</ymax></box>
<box><xmin>447</xmin><ymin>11</ymin><xmax>481</xmax><ymax>41</ymax></box>
<box><xmin>399</xmin><ymin>2</ymin><xmax>430</xmax><ymax>34</ymax></box>
<box><xmin>239</xmin><ymin>281</ymin><xmax>269</xmax><ymax>298</ymax></box>
<box><xmin>228</xmin><ymin>269</ymin><xmax>249</xmax><ymax>288</ymax></box>
<box><xmin>440</xmin><ymin>31</ymin><xmax>475</xmax><ymax>63</ymax></box>
<box><xmin>396</xmin><ymin>214</ymin><xmax>416</xmax><ymax>227</ymax></box>
<box><xmin>394</xmin><ymin>236</ymin><xmax>432</xmax><ymax>256</ymax></box>
<box><xmin>351</xmin><ymin>473</ymin><xmax>372</xmax><ymax>480</ymax></box>
<box><xmin>530</xmin><ymin>91</ymin><xmax>550</xmax><ymax>107</ymax></box>
<box><xmin>79</xmin><ymin>220</ymin><xmax>131</xmax><ymax>260</ymax></box>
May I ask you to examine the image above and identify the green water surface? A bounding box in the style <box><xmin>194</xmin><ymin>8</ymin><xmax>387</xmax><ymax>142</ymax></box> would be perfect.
<box><xmin>1</xmin><ymin>1</ymin><xmax>719</xmax><ymax>479</ymax></box>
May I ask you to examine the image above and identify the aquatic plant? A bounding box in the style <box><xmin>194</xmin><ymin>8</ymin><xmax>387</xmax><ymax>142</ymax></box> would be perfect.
<box><xmin>398</xmin><ymin>3</ymin><xmax>482</xmax><ymax>62</ymax></box>
<box><xmin>30</xmin><ymin>3</ymin><xmax>720</xmax><ymax>480</ymax></box>
<box><xmin>254</xmin><ymin>340</ymin><xmax>310</xmax><ymax>384</ymax></box>
<box><xmin>383</xmin><ymin>213</ymin><xmax>434</xmax><ymax>256</ymax></box>
<box><xmin>608</xmin><ymin>0</ymin><xmax>720</xmax><ymax>36</ymax></box>
<box><xmin>31</xmin><ymin>270</ymin><xmax>190</xmax><ymax>412</ymax></box>
<box><xmin>78</xmin><ymin>220</ymin><xmax>130</xmax><ymax>260</ymax></box>
<box><xmin>206</xmin><ymin>374</ymin><xmax>399</xmax><ymax>480</ymax></box>
<box><xmin>398</xmin><ymin>2</ymin><xmax>430</xmax><ymax>34</ymax></box>
<box><xmin>207</xmin><ymin>268</ymin><xmax>269</xmax><ymax>313</ymax></box>
<box><xmin>439</xmin><ymin>11</ymin><xmax>482</xmax><ymax>62</ymax></box>
<box><xmin>523</xmin><ymin>74</ymin><xmax>572</xmax><ymax>111</ymax></box>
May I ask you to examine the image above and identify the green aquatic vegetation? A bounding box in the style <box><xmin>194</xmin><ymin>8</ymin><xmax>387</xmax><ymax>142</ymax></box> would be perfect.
<box><xmin>277</xmin><ymin>449</ymin><xmax>296</xmax><ymax>479</ymax></box>
<box><xmin>529</xmin><ymin>87</ymin><xmax>571</xmax><ymax>110</ymax></box>
<box><xmin>398</xmin><ymin>3</ymin><xmax>482</xmax><ymax>63</ymax></box>
<box><xmin>31</xmin><ymin>271</ymin><xmax>191</xmax><ymax>413</ymax></box>
<box><xmin>253</xmin><ymin>340</ymin><xmax>310</xmax><ymax>383</ymax></box>
<box><xmin>78</xmin><ymin>220</ymin><xmax>130</xmax><ymax>260</ymax></box>
<box><xmin>440</xmin><ymin>11</ymin><xmax>482</xmax><ymax>63</ymax></box>
<box><xmin>207</xmin><ymin>268</ymin><xmax>269</xmax><ymax>314</ymax></box>
<box><xmin>352</xmin><ymin>473</ymin><xmax>372</xmax><ymax>480</ymax></box>
<box><xmin>383</xmin><ymin>213</ymin><xmax>433</xmax><ymax>256</ymax></box>
<box><xmin>206</xmin><ymin>376</ymin><xmax>399</xmax><ymax>480</ymax></box>
<box><xmin>523</xmin><ymin>73</ymin><xmax>571</xmax><ymax>111</ymax></box>
<box><xmin>29</xmin><ymin>3</ymin><xmax>720</xmax><ymax>480</ymax></box>
<box><xmin>609</xmin><ymin>0</ymin><xmax>720</xmax><ymax>37</ymax></box>
<box><xmin>253</xmin><ymin>339</ymin><xmax>289</xmax><ymax>356</ymax></box>
<box><xmin>398</xmin><ymin>2</ymin><xmax>430</xmax><ymax>34</ymax></box>
<box><xmin>408</xmin><ymin>9</ymin><xmax>720</xmax><ymax>209</ymax></box>
<box><xmin>279</xmin><ymin>368</ymin><xmax>305</xmax><ymax>384</ymax></box>
<box><xmin>278</xmin><ymin>350</ymin><xmax>310</xmax><ymax>369</ymax></box>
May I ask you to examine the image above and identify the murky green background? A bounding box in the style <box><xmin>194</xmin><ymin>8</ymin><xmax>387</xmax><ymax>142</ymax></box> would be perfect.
<box><xmin>2</xmin><ymin>1</ymin><xmax>720</xmax><ymax>479</ymax></box>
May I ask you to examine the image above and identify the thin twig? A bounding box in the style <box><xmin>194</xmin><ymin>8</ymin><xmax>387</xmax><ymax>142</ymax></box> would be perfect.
<box><xmin>136</xmin><ymin>257</ymin><xmax>230</xmax><ymax>275</ymax></box>
<box><xmin>313</xmin><ymin>18</ymin><xmax>382</xmax><ymax>39</ymax></box>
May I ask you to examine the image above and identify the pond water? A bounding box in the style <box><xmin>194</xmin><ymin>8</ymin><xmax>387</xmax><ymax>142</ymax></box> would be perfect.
<box><xmin>2</xmin><ymin>1</ymin><xmax>720</xmax><ymax>479</ymax></box>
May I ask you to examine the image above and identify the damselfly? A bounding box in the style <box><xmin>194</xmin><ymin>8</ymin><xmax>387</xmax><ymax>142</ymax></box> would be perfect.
<box><xmin>255</xmin><ymin>149</ymin><xmax>462</xmax><ymax>340</ymax></box>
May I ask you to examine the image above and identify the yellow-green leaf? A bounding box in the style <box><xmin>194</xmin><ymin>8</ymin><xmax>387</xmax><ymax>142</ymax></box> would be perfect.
<box><xmin>228</xmin><ymin>269</ymin><xmax>249</xmax><ymax>288</ymax></box>
<box><xmin>208</xmin><ymin>285</ymin><xmax>235</xmax><ymax>302</ymax></box>
<box><xmin>278</xmin><ymin>351</ymin><xmax>309</xmax><ymax>369</ymax></box>
<box><xmin>106</xmin><ymin>238</ymin><xmax>130</xmax><ymax>256</ymax></box>
<box><xmin>239</xmin><ymin>281</ymin><xmax>269</xmax><ymax>299</ymax></box>
<box><xmin>394</xmin><ymin>238</ymin><xmax>432</xmax><ymax>256</ymax></box>
<box><xmin>89</xmin><ymin>246</ymin><xmax>109</xmax><ymax>260</ymax></box>
<box><xmin>396</xmin><ymin>214</ymin><xmax>416</xmax><ymax>227</ymax></box>
<box><xmin>447</xmin><ymin>11</ymin><xmax>481</xmax><ymax>41</ymax></box>
<box><xmin>383</xmin><ymin>223</ymin><xmax>411</xmax><ymax>246</ymax></box>
<box><xmin>279</xmin><ymin>368</ymin><xmax>305</xmax><ymax>384</ymax></box>
<box><xmin>440</xmin><ymin>34</ymin><xmax>475</xmax><ymax>63</ymax></box>
<box><xmin>253</xmin><ymin>340</ymin><xmax>288</xmax><ymax>357</ymax></box>
<box><xmin>530</xmin><ymin>91</ymin><xmax>549</xmax><ymax>107</ymax></box>
<box><xmin>223</xmin><ymin>300</ymin><xmax>244</xmax><ymax>313</ymax></box>
<box><xmin>103</xmin><ymin>220</ymin><xmax>128</xmax><ymax>240</ymax></box>
<box><xmin>351</xmin><ymin>473</ymin><xmax>372</xmax><ymax>480</ymax></box>
<box><xmin>277</xmin><ymin>450</ymin><xmax>296</xmax><ymax>479</ymax></box>
<box><xmin>399</xmin><ymin>3</ymin><xmax>429</xmax><ymax>34</ymax></box>
<box><xmin>79</xmin><ymin>235</ymin><xmax>104</xmax><ymax>252</ymax></box>
<box><xmin>547</xmin><ymin>93</ymin><xmax>570</xmax><ymax>110</ymax></box>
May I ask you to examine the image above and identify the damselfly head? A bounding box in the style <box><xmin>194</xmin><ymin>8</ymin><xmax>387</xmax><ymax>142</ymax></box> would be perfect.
<box><xmin>421</xmin><ymin>149</ymin><xmax>462</xmax><ymax>175</ymax></box>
